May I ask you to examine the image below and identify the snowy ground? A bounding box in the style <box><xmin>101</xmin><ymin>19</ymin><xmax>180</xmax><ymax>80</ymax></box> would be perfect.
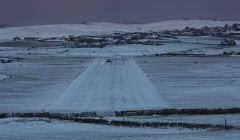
<box><xmin>0</xmin><ymin>118</ymin><xmax>240</xmax><ymax>140</ymax></box>
<box><xmin>1</xmin><ymin>20</ymin><xmax>240</xmax><ymax>139</ymax></box>
<box><xmin>1</xmin><ymin>45</ymin><xmax>240</xmax><ymax>112</ymax></box>
<box><xmin>136</xmin><ymin>56</ymin><xmax>240</xmax><ymax>109</ymax></box>
<box><xmin>0</xmin><ymin>56</ymin><xmax>91</xmax><ymax>112</ymax></box>
<box><xmin>1</xmin><ymin>35</ymin><xmax>240</xmax><ymax>58</ymax></box>
<box><xmin>1</xmin><ymin>43</ymin><xmax>239</xmax><ymax>58</ymax></box>
<box><xmin>1</xmin><ymin>55</ymin><xmax>240</xmax><ymax>112</ymax></box>
<box><xmin>49</xmin><ymin>58</ymin><xmax>167</xmax><ymax>113</ymax></box>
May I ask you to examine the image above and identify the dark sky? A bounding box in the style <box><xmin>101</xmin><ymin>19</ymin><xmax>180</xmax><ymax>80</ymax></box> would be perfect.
<box><xmin>0</xmin><ymin>0</ymin><xmax>240</xmax><ymax>26</ymax></box>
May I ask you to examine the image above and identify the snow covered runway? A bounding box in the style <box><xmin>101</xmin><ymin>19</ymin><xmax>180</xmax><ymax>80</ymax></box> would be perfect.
<box><xmin>49</xmin><ymin>58</ymin><xmax>167</xmax><ymax>112</ymax></box>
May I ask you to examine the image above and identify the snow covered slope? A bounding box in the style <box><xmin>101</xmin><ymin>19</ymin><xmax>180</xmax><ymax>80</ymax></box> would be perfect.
<box><xmin>0</xmin><ymin>20</ymin><xmax>239</xmax><ymax>41</ymax></box>
<box><xmin>141</xmin><ymin>20</ymin><xmax>240</xmax><ymax>31</ymax></box>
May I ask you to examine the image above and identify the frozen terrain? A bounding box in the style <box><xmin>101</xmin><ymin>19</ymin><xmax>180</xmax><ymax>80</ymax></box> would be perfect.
<box><xmin>0</xmin><ymin>56</ymin><xmax>92</xmax><ymax>112</ymax></box>
<box><xmin>136</xmin><ymin>56</ymin><xmax>240</xmax><ymax>109</ymax></box>
<box><xmin>0</xmin><ymin>118</ymin><xmax>240</xmax><ymax>140</ymax></box>
<box><xmin>1</xmin><ymin>55</ymin><xmax>240</xmax><ymax>112</ymax></box>
<box><xmin>0</xmin><ymin>118</ymin><xmax>196</xmax><ymax>140</ymax></box>
<box><xmin>1</xmin><ymin>20</ymin><xmax>240</xmax><ymax>139</ymax></box>
<box><xmin>49</xmin><ymin>58</ymin><xmax>167</xmax><ymax>112</ymax></box>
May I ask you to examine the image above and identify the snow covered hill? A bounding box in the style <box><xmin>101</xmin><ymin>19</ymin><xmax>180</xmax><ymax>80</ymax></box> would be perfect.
<box><xmin>0</xmin><ymin>20</ymin><xmax>239</xmax><ymax>41</ymax></box>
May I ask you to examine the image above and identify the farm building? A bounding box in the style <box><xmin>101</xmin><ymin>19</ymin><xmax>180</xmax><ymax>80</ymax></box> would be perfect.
<box><xmin>24</xmin><ymin>37</ymin><xmax>39</xmax><ymax>41</ymax></box>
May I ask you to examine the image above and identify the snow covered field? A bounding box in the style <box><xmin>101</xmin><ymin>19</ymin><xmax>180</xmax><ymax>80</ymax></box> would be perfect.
<box><xmin>0</xmin><ymin>43</ymin><xmax>201</xmax><ymax>57</ymax></box>
<box><xmin>0</xmin><ymin>118</ymin><xmax>196</xmax><ymax>140</ymax></box>
<box><xmin>1</xmin><ymin>20</ymin><xmax>240</xmax><ymax>139</ymax></box>
<box><xmin>0</xmin><ymin>56</ymin><xmax>91</xmax><ymax>112</ymax></box>
<box><xmin>2</xmin><ymin>41</ymin><xmax>239</xmax><ymax>58</ymax></box>
<box><xmin>49</xmin><ymin>58</ymin><xmax>167</xmax><ymax>112</ymax></box>
<box><xmin>0</xmin><ymin>118</ymin><xmax>240</xmax><ymax>140</ymax></box>
<box><xmin>1</xmin><ymin>45</ymin><xmax>240</xmax><ymax>112</ymax></box>
<box><xmin>1</xmin><ymin>55</ymin><xmax>240</xmax><ymax>112</ymax></box>
<box><xmin>136</xmin><ymin>56</ymin><xmax>240</xmax><ymax>109</ymax></box>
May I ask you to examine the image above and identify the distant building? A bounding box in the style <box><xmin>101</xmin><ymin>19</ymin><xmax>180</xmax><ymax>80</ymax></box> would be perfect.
<box><xmin>24</xmin><ymin>37</ymin><xmax>39</xmax><ymax>41</ymax></box>
<box><xmin>220</xmin><ymin>39</ymin><xmax>236</xmax><ymax>46</ymax></box>
<box><xmin>0</xmin><ymin>58</ymin><xmax>14</xmax><ymax>63</ymax></box>
<box><xmin>230</xmin><ymin>31</ymin><xmax>240</xmax><ymax>39</ymax></box>
<box><xmin>232</xmin><ymin>24</ymin><xmax>240</xmax><ymax>31</ymax></box>
<box><xmin>182</xmin><ymin>32</ymin><xmax>194</xmax><ymax>36</ymax></box>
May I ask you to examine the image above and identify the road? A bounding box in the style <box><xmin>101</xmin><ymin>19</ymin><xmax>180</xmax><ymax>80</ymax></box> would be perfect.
<box><xmin>48</xmin><ymin>58</ymin><xmax>167</xmax><ymax>112</ymax></box>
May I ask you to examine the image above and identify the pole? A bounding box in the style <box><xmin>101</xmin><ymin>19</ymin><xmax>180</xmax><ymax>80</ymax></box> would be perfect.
<box><xmin>225</xmin><ymin>118</ymin><xmax>227</xmax><ymax>130</ymax></box>
<box><xmin>5</xmin><ymin>63</ymin><xmax>8</xmax><ymax>74</ymax></box>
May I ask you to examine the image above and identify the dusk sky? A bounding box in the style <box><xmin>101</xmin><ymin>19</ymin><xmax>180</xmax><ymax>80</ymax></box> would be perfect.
<box><xmin>0</xmin><ymin>0</ymin><xmax>240</xmax><ymax>26</ymax></box>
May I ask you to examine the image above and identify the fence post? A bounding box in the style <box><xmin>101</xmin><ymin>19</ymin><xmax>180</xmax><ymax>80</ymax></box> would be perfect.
<box><xmin>224</xmin><ymin>118</ymin><xmax>227</xmax><ymax>129</ymax></box>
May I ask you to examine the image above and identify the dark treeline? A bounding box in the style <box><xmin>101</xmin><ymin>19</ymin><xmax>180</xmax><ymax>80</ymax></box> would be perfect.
<box><xmin>111</xmin><ymin>120</ymin><xmax>235</xmax><ymax>130</ymax></box>
<box><xmin>116</xmin><ymin>108</ymin><xmax>240</xmax><ymax>116</ymax></box>
<box><xmin>0</xmin><ymin>112</ymin><xmax>97</xmax><ymax>118</ymax></box>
